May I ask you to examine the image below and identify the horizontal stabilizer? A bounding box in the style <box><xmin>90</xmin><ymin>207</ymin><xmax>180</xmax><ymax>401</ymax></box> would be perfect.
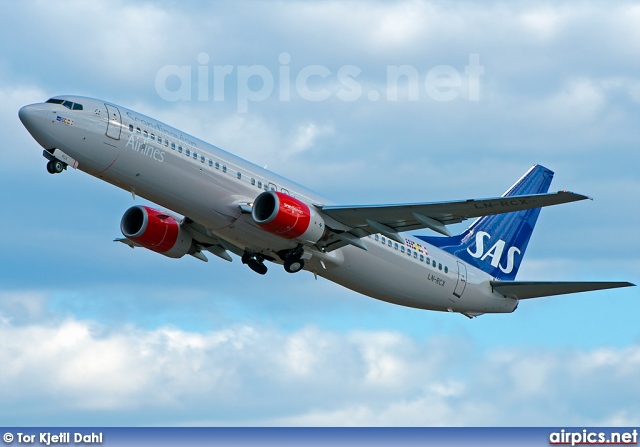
<box><xmin>491</xmin><ymin>281</ymin><xmax>635</xmax><ymax>299</ymax></box>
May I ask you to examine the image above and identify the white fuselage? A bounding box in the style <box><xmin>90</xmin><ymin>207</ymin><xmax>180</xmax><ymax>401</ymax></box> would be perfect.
<box><xmin>19</xmin><ymin>96</ymin><xmax>518</xmax><ymax>315</ymax></box>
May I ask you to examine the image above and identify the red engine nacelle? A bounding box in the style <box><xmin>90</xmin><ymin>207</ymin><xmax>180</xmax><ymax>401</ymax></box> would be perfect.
<box><xmin>252</xmin><ymin>191</ymin><xmax>326</xmax><ymax>244</ymax></box>
<box><xmin>120</xmin><ymin>205</ymin><xmax>194</xmax><ymax>258</ymax></box>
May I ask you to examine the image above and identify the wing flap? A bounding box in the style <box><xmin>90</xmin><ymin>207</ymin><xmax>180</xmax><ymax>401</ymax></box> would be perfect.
<box><xmin>490</xmin><ymin>281</ymin><xmax>635</xmax><ymax>299</ymax></box>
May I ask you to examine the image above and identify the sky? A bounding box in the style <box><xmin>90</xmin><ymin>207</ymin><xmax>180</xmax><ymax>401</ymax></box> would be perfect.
<box><xmin>1</xmin><ymin>0</ymin><xmax>639</xmax><ymax>427</ymax></box>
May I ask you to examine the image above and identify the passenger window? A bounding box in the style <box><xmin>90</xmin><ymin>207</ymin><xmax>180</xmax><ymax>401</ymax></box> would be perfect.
<box><xmin>432</xmin><ymin>260</ymin><xmax>436</xmax><ymax>267</ymax></box>
<box><xmin>144</xmin><ymin>130</ymin><xmax>148</xmax><ymax>138</ymax></box>
<box><xmin>186</xmin><ymin>149</ymin><xmax>191</xmax><ymax>156</ymax></box>
<box><xmin>414</xmin><ymin>252</ymin><xmax>418</xmax><ymax>259</ymax></box>
<box><xmin>209</xmin><ymin>159</ymin><xmax>213</xmax><ymax>167</ymax></box>
<box><xmin>158</xmin><ymin>137</ymin><xmax>162</xmax><ymax>144</ymax></box>
<box><xmin>257</xmin><ymin>181</ymin><xmax>262</xmax><ymax>188</ymax></box>
<box><xmin>222</xmin><ymin>166</ymin><xmax>227</xmax><ymax>173</ymax></box>
<box><xmin>72</xmin><ymin>103</ymin><xmax>83</xmax><ymax>110</ymax></box>
<box><xmin>215</xmin><ymin>162</ymin><xmax>220</xmax><ymax>169</ymax></box>
<box><xmin>136</xmin><ymin>127</ymin><xmax>141</xmax><ymax>134</ymax></box>
<box><xmin>264</xmin><ymin>184</ymin><xmax>268</xmax><ymax>191</ymax></box>
<box><xmin>381</xmin><ymin>237</ymin><xmax>386</xmax><ymax>244</ymax></box>
<box><xmin>178</xmin><ymin>146</ymin><xmax>183</xmax><ymax>153</ymax></box>
<box><xmin>171</xmin><ymin>143</ymin><xmax>175</xmax><ymax>150</ymax></box>
<box><xmin>128</xmin><ymin>124</ymin><xmax>134</xmax><ymax>132</ymax></box>
<box><xmin>388</xmin><ymin>240</ymin><xmax>392</xmax><ymax>247</ymax></box>
<box><xmin>420</xmin><ymin>255</ymin><xmax>424</xmax><ymax>262</ymax></box>
<box><xmin>151</xmin><ymin>134</ymin><xmax>155</xmax><ymax>140</ymax></box>
<box><xmin>237</xmin><ymin>172</ymin><xmax>242</xmax><ymax>179</ymax></box>
<box><xmin>426</xmin><ymin>257</ymin><xmax>430</xmax><ymax>264</ymax></box>
<box><xmin>394</xmin><ymin>243</ymin><xmax>398</xmax><ymax>250</ymax></box>
<box><xmin>201</xmin><ymin>156</ymin><xmax>205</xmax><ymax>163</ymax></box>
<box><xmin>407</xmin><ymin>249</ymin><xmax>411</xmax><ymax>256</ymax></box>
<box><xmin>375</xmin><ymin>235</ymin><xmax>379</xmax><ymax>241</ymax></box>
<box><xmin>165</xmin><ymin>140</ymin><xmax>169</xmax><ymax>147</ymax></box>
<box><xmin>193</xmin><ymin>152</ymin><xmax>197</xmax><ymax>159</ymax></box>
<box><xmin>444</xmin><ymin>266</ymin><xmax>449</xmax><ymax>273</ymax></box>
<box><xmin>438</xmin><ymin>263</ymin><xmax>442</xmax><ymax>270</ymax></box>
<box><xmin>251</xmin><ymin>178</ymin><xmax>256</xmax><ymax>186</ymax></box>
<box><xmin>401</xmin><ymin>246</ymin><xmax>405</xmax><ymax>253</ymax></box>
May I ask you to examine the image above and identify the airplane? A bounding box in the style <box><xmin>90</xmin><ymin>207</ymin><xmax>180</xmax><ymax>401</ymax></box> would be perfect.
<box><xmin>18</xmin><ymin>95</ymin><xmax>634</xmax><ymax>318</ymax></box>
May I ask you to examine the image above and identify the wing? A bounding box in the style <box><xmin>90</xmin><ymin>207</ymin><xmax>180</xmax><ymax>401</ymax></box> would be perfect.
<box><xmin>490</xmin><ymin>281</ymin><xmax>635</xmax><ymax>299</ymax></box>
<box><xmin>316</xmin><ymin>191</ymin><xmax>588</xmax><ymax>251</ymax></box>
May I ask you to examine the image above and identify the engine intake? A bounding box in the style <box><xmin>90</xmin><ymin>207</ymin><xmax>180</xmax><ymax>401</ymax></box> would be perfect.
<box><xmin>252</xmin><ymin>191</ymin><xmax>326</xmax><ymax>244</ymax></box>
<box><xmin>120</xmin><ymin>205</ymin><xmax>194</xmax><ymax>258</ymax></box>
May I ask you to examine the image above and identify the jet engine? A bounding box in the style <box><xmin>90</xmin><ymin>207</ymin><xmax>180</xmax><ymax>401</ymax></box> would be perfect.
<box><xmin>120</xmin><ymin>205</ymin><xmax>194</xmax><ymax>258</ymax></box>
<box><xmin>251</xmin><ymin>191</ymin><xmax>327</xmax><ymax>244</ymax></box>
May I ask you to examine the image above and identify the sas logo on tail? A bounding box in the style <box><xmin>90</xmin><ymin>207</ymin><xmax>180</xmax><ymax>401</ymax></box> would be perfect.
<box><xmin>466</xmin><ymin>231</ymin><xmax>521</xmax><ymax>274</ymax></box>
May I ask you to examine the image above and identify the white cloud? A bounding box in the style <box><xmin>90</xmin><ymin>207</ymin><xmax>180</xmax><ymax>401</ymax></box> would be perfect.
<box><xmin>1</xmin><ymin>315</ymin><xmax>639</xmax><ymax>426</ymax></box>
<box><xmin>519</xmin><ymin>8</ymin><xmax>568</xmax><ymax>41</ymax></box>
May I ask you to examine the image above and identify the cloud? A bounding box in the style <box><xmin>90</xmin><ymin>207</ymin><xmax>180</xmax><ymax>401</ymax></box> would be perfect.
<box><xmin>1</xmin><ymin>309</ymin><xmax>639</xmax><ymax>426</ymax></box>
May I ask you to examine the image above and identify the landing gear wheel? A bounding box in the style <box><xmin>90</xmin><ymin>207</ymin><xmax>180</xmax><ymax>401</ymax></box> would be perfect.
<box><xmin>46</xmin><ymin>160</ymin><xmax>65</xmax><ymax>174</ymax></box>
<box><xmin>284</xmin><ymin>258</ymin><xmax>304</xmax><ymax>273</ymax></box>
<box><xmin>248</xmin><ymin>259</ymin><xmax>268</xmax><ymax>275</ymax></box>
<box><xmin>243</xmin><ymin>251</ymin><xmax>268</xmax><ymax>275</ymax></box>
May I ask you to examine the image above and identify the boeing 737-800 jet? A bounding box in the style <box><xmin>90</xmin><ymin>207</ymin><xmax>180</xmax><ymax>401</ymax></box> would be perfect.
<box><xmin>18</xmin><ymin>96</ymin><xmax>633</xmax><ymax>317</ymax></box>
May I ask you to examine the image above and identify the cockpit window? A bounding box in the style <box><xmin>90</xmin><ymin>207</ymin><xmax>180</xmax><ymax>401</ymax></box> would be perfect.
<box><xmin>46</xmin><ymin>98</ymin><xmax>83</xmax><ymax>110</ymax></box>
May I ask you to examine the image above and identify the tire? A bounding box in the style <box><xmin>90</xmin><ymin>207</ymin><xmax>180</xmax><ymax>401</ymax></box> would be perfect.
<box><xmin>248</xmin><ymin>259</ymin><xmax>268</xmax><ymax>275</ymax></box>
<box><xmin>53</xmin><ymin>160</ymin><xmax>65</xmax><ymax>173</ymax></box>
<box><xmin>284</xmin><ymin>258</ymin><xmax>304</xmax><ymax>273</ymax></box>
<box><xmin>46</xmin><ymin>161</ymin><xmax>56</xmax><ymax>174</ymax></box>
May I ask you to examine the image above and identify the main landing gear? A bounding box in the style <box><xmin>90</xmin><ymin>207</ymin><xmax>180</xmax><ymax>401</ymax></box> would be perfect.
<box><xmin>284</xmin><ymin>257</ymin><xmax>304</xmax><ymax>274</ymax></box>
<box><xmin>279</xmin><ymin>245</ymin><xmax>305</xmax><ymax>274</ymax></box>
<box><xmin>242</xmin><ymin>245</ymin><xmax>306</xmax><ymax>275</ymax></box>
<box><xmin>242</xmin><ymin>252</ymin><xmax>268</xmax><ymax>275</ymax></box>
<box><xmin>46</xmin><ymin>159</ymin><xmax>66</xmax><ymax>174</ymax></box>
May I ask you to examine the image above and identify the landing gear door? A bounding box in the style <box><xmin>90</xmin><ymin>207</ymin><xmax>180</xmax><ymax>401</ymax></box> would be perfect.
<box><xmin>105</xmin><ymin>103</ymin><xmax>122</xmax><ymax>140</ymax></box>
<box><xmin>453</xmin><ymin>261</ymin><xmax>467</xmax><ymax>298</ymax></box>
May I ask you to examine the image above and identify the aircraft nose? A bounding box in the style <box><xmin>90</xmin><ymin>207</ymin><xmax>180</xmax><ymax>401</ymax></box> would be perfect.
<box><xmin>19</xmin><ymin>104</ymin><xmax>40</xmax><ymax>132</ymax></box>
<box><xmin>19</xmin><ymin>104</ymin><xmax>33</xmax><ymax>124</ymax></box>
<box><xmin>19</xmin><ymin>103</ymin><xmax>57</xmax><ymax>149</ymax></box>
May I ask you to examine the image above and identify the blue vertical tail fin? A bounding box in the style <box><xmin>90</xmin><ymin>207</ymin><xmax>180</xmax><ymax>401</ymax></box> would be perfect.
<box><xmin>416</xmin><ymin>164</ymin><xmax>554</xmax><ymax>280</ymax></box>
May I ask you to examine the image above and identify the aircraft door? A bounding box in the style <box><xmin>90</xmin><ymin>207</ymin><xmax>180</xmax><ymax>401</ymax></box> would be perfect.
<box><xmin>105</xmin><ymin>103</ymin><xmax>122</xmax><ymax>140</ymax></box>
<box><xmin>453</xmin><ymin>261</ymin><xmax>467</xmax><ymax>298</ymax></box>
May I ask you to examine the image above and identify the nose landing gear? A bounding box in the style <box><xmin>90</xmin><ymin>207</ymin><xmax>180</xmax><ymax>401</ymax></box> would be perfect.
<box><xmin>43</xmin><ymin>149</ymin><xmax>73</xmax><ymax>175</ymax></box>
<box><xmin>46</xmin><ymin>159</ymin><xmax>66</xmax><ymax>174</ymax></box>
